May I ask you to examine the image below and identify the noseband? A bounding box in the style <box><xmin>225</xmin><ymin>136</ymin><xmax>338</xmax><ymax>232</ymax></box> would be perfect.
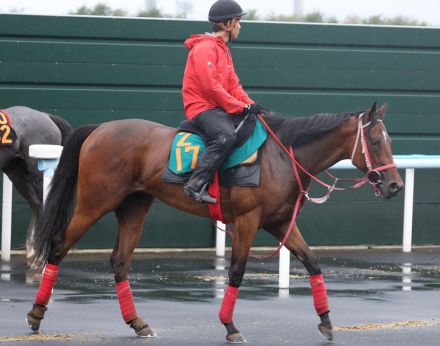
<box><xmin>350</xmin><ymin>113</ymin><xmax>397</xmax><ymax>187</ymax></box>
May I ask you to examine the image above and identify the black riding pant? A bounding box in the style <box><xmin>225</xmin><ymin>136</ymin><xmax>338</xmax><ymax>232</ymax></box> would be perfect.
<box><xmin>189</xmin><ymin>108</ymin><xmax>236</xmax><ymax>184</ymax></box>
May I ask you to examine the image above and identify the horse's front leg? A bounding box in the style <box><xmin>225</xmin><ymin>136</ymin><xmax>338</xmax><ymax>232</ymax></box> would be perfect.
<box><xmin>220</xmin><ymin>215</ymin><xmax>259</xmax><ymax>343</ymax></box>
<box><xmin>112</xmin><ymin>193</ymin><xmax>155</xmax><ymax>338</ymax></box>
<box><xmin>268</xmin><ymin>222</ymin><xmax>333</xmax><ymax>341</ymax></box>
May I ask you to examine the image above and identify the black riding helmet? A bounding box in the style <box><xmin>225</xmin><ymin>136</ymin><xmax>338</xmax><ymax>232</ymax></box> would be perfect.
<box><xmin>208</xmin><ymin>0</ymin><xmax>247</xmax><ymax>22</ymax></box>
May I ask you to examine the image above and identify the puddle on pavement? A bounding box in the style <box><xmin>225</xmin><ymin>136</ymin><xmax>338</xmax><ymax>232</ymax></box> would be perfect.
<box><xmin>1</xmin><ymin>250</ymin><xmax>439</xmax><ymax>303</ymax></box>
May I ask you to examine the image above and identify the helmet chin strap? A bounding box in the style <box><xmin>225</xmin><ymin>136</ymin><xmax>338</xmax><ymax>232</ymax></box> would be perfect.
<box><xmin>218</xmin><ymin>20</ymin><xmax>234</xmax><ymax>44</ymax></box>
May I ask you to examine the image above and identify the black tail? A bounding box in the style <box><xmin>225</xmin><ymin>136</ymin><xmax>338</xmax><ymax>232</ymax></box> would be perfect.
<box><xmin>33</xmin><ymin>124</ymin><xmax>99</xmax><ymax>267</ymax></box>
<box><xmin>47</xmin><ymin>113</ymin><xmax>74</xmax><ymax>145</ymax></box>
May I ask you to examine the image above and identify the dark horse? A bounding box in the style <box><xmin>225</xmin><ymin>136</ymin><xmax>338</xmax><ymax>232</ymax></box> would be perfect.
<box><xmin>27</xmin><ymin>103</ymin><xmax>402</xmax><ymax>342</ymax></box>
<box><xmin>0</xmin><ymin>106</ymin><xmax>72</xmax><ymax>265</ymax></box>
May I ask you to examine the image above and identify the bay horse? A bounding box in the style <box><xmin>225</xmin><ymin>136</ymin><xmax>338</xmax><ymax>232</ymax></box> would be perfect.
<box><xmin>0</xmin><ymin>106</ymin><xmax>72</xmax><ymax>266</ymax></box>
<box><xmin>27</xmin><ymin>102</ymin><xmax>403</xmax><ymax>342</ymax></box>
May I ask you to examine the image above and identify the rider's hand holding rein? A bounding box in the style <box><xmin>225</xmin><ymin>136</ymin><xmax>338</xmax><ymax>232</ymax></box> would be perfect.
<box><xmin>243</xmin><ymin>103</ymin><xmax>265</xmax><ymax>116</ymax></box>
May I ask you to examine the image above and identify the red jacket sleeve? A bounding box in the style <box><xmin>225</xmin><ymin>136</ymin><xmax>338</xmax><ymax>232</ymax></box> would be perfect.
<box><xmin>228</xmin><ymin>63</ymin><xmax>254</xmax><ymax>104</ymax></box>
<box><xmin>192</xmin><ymin>43</ymin><xmax>247</xmax><ymax>114</ymax></box>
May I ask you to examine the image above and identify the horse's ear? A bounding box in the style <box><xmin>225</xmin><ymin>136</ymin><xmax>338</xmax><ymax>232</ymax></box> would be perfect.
<box><xmin>365</xmin><ymin>101</ymin><xmax>379</xmax><ymax>129</ymax></box>
<box><xmin>376</xmin><ymin>102</ymin><xmax>388</xmax><ymax>118</ymax></box>
<box><xmin>364</xmin><ymin>101</ymin><xmax>377</xmax><ymax>122</ymax></box>
<box><xmin>368</xmin><ymin>101</ymin><xmax>377</xmax><ymax>116</ymax></box>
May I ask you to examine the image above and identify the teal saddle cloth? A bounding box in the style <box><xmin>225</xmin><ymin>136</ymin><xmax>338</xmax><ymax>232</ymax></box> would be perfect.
<box><xmin>161</xmin><ymin>117</ymin><xmax>268</xmax><ymax>187</ymax></box>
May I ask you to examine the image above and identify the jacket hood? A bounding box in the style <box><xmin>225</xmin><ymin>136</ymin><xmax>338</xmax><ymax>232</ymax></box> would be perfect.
<box><xmin>184</xmin><ymin>34</ymin><xmax>226</xmax><ymax>50</ymax></box>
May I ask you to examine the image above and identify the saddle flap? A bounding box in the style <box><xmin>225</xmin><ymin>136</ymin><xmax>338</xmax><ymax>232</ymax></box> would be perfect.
<box><xmin>168</xmin><ymin>118</ymin><xmax>267</xmax><ymax>175</ymax></box>
<box><xmin>169</xmin><ymin>132</ymin><xmax>205</xmax><ymax>174</ymax></box>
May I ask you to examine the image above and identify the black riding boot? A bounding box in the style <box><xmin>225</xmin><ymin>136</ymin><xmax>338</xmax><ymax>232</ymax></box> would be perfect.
<box><xmin>183</xmin><ymin>109</ymin><xmax>236</xmax><ymax>205</ymax></box>
<box><xmin>183</xmin><ymin>177</ymin><xmax>217</xmax><ymax>204</ymax></box>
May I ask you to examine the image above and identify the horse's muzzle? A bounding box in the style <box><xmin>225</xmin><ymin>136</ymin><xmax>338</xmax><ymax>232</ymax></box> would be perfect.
<box><xmin>383</xmin><ymin>181</ymin><xmax>404</xmax><ymax>199</ymax></box>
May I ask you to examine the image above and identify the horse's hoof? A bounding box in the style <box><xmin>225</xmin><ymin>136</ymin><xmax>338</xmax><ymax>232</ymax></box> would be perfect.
<box><xmin>130</xmin><ymin>317</ymin><xmax>156</xmax><ymax>338</ymax></box>
<box><xmin>318</xmin><ymin>323</ymin><xmax>333</xmax><ymax>341</ymax></box>
<box><xmin>136</xmin><ymin>325</ymin><xmax>156</xmax><ymax>338</ymax></box>
<box><xmin>26</xmin><ymin>304</ymin><xmax>47</xmax><ymax>332</ymax></box>
<box><xmin>26</xmin><ymin>313</ymin><xmax>41</xmax><ymax>332</ymax></box>
<box><xmin>226</xmin><ymin>332</ymin><xmax>247</xmax><ymax>343</ymax></box>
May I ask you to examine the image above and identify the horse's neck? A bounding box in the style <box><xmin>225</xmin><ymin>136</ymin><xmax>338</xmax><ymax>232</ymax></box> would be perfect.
<box><xmin>295</xmin><ymin>125</ymin><xmax>353</xmax><ymax>175</ymax></box>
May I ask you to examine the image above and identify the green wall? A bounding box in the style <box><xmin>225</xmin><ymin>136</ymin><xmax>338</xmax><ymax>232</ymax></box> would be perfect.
<box><xmin>1</xmin><ymin>14</ymin><xmax>439</xmax><ymax>249</ymax></box>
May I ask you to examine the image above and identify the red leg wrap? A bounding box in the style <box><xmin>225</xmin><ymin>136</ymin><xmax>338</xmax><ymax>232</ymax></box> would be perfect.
<box><xmin>35</xmin><ymin>264</ymin><xmax>59</xmax><ymax>306</ymax></box>
<box><xmin>116</xmin><ymin>280</ymin><xmax>137</xmax><ymax>323</ymax></box>
<box><xmin>219</xmin><ymin>285</ymin><xmax>239</xmax><ymax>324</ymax></box>
<box><xmin>310</xmin><ymin>274</ymin><xmax>329</xmax><ymax>315</ymax></box>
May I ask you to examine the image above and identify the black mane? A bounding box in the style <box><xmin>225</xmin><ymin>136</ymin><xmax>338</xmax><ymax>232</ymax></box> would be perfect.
<box><xmin>261</xmin><ymin>111</ymin><xmax>362</xmax><ymax>148</ymax></box>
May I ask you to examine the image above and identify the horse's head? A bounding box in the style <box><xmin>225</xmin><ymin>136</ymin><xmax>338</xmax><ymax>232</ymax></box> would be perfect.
<box><xmin>350</xmin><ymin>102</ymin><xmax>403</xmax><ymax>199</ymax></box>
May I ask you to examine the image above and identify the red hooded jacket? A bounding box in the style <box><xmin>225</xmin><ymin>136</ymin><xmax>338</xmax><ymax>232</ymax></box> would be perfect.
<box><xmin>182</xmin><ymin>34</ymin><xmax>254</xmax><ymax>120</ymax></box>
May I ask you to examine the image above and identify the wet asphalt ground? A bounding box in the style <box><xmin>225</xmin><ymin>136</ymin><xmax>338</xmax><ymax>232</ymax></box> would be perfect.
<box><xmin>0</xmin><ymin>248</ymin><xmax>439</xmax><ymax>345</ymax></box>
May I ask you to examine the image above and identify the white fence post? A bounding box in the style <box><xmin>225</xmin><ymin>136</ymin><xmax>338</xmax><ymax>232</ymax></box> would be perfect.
<box><xmin>278</xmin><ymin>245</ymin><xmax>290</xmax><ymax>289</ymax></box>
<box><xmin>216</xmin><ymin>221</ymin><xmax>226</xmax><ymax>257</ymax></box>
<box><xmin>1</xmin><ymin>174</ymin><xmax>13</xmax><ymax>261</ymax></box>
<box><xmin>29</xmin><ymin>145</ymin><xmax>63</xmax><ymax>204</ymax></box>
<box><xmin>402</xmin><ymin>168</ymin><xmax>415</xmax><ymax>253</ymax></box>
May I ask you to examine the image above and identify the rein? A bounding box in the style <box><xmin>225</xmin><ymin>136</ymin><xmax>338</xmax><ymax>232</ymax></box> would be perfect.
<box><xmin>216</xmin><ymin>112</ymin><xmax>397</xmax><ymax>260</ymax></box>
<box><xmin>215</xmin><ymin>146</ymin><xmax>303</xmax><ymax>261</ymax></box>
<box><xmin>248</xmin><ymin>113</ymin><xmax>395</xmax><ymax>260</ymax></box>
<box><xmin>258</xmin><ymin>113</ymin><xmax>396</xmax><ymax>198</ymax></box>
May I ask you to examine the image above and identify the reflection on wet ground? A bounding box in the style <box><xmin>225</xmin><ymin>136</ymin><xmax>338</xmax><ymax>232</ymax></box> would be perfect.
<box><xmin>1</xmin><ymin>248</ymin><xmax>440</xmax><ymax>345</ymax></box>
<box><xmin>2</xmin><ymin>248</ymin><xmax>439</xmax><ymax>304</ymax></box>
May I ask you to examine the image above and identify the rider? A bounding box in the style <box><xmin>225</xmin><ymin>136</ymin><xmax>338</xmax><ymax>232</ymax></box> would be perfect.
<box><xmin>182</xmin><ymin>0</ymin><xmax>265</xmax><ymax>204</ymax></box>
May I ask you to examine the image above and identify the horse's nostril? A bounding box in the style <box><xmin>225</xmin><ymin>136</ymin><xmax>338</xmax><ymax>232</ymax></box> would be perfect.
<box><xmin>389</xmin><ymin>182</ymin><xmax>402</xmax><ymax>193</ymax></box>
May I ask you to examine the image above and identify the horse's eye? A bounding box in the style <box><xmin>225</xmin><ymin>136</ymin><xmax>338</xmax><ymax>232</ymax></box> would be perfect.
<box><xmin>371</xmin><ymin>139</ymin><xmax>381</xmax><ymax>148</ymax></box>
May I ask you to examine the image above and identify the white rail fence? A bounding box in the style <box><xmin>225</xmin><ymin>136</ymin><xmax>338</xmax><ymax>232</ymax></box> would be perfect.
<box><xmin>1</xmin><ymin>152</ymin><xmax>440</xmax><ymax>286</ymax></box>
<box><xmin>215</xmin><ymin>155</ymin><xmax>440</xmax><ymax>288</ymax></box>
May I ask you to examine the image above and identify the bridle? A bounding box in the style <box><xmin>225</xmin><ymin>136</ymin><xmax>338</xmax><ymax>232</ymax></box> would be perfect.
<box><xmin>350</xmin><ymin>112</ymin><xmax>397</xmax><ymax>188</ymax></box>
<box><xmin>256</xmin><ymin>112</ymin><xmax>397</xmax><ymax>202</ymax></box>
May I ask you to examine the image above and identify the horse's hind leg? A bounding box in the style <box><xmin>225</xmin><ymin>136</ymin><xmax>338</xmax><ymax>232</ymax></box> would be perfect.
<box><xmin>111</xmin><ymin>192</ymin><xmax>155</xmax><ymax>338</ymax></box>
<box><xmin>268</xmin><ymin>222</ymin><xmax>333</xmax><ymax>341</ymax></box>
<box><xmin>27</xmin><ymin>206</ymin><xmax>106</xmax><ymax>332</ymax></box>
<box><xmin>3</xmin><ymin>159</ymin><xmax>42</xmax><ymax>267</ymax></box>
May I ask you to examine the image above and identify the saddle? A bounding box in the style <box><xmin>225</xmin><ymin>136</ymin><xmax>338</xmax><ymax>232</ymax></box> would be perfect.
<box><xmin>161</xmin><ymin>114</ymin><xmax>267</xmax><ymax>187</ymax></box>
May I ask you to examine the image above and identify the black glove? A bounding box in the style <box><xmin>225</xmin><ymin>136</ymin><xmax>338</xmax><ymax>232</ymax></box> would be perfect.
<box><xmin>243</xmin><ymin>103</ymin><xmax>264</xmax><ymax>116</ymax></box>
